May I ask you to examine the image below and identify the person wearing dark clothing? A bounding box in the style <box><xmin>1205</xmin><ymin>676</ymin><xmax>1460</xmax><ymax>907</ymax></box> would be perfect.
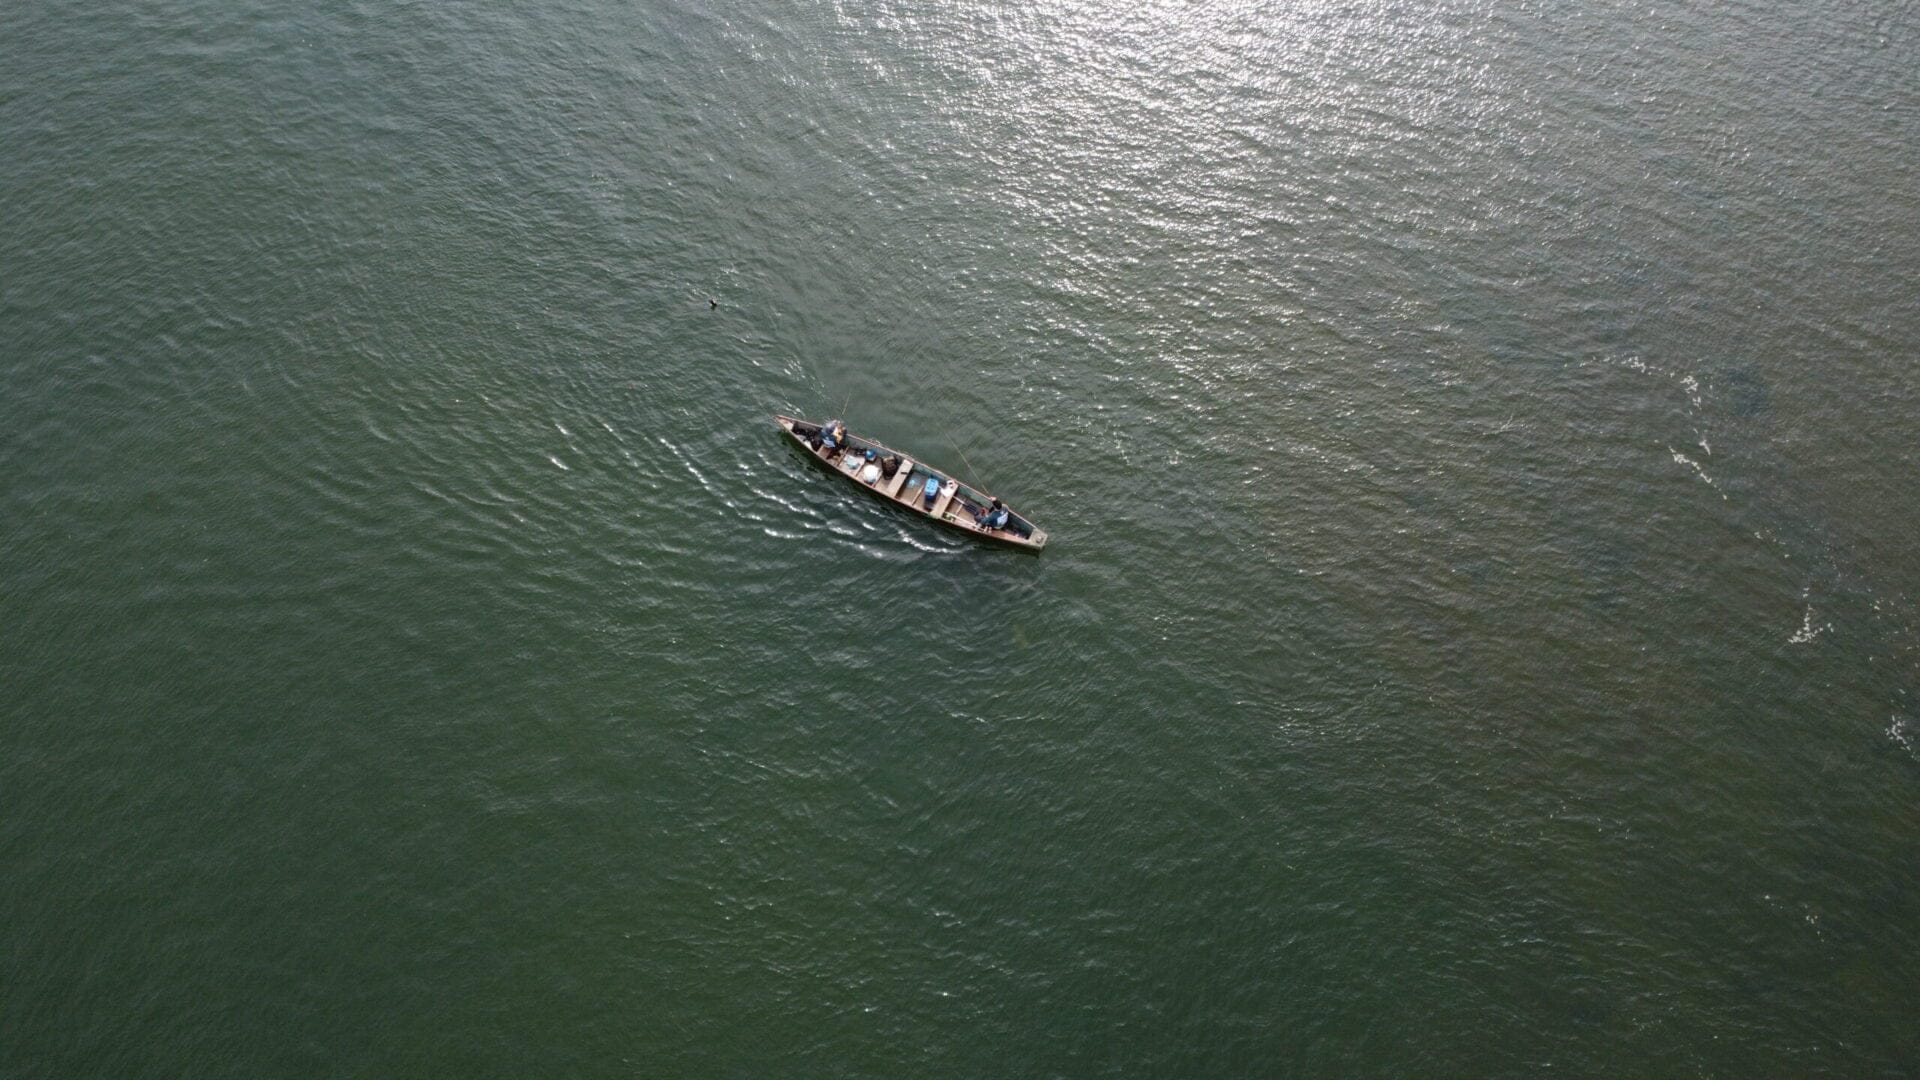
<box><xmin>819</xmin><ymin>419</ymin><xmax>848</xmax><ymax>459</ymax></box>
<box><xmin>973</xmin><ymin>496</ymin><xmax>1009</xmax><ymax>530</ymax></box>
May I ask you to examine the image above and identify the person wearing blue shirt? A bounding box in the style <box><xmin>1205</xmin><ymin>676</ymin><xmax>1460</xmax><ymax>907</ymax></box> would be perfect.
<box><xmin>972</xmin><ymin>496</ymin><xmax>1009</xmax><ymax>530</ymax></box>
<box><xmin>818</xmin><ymin>419</ymin><xmax>848</xmax><ymax>460</ymax></box>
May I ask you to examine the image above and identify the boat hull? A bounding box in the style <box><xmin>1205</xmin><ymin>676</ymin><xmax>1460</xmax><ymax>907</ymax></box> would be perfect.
<box><xmin>774</xmin><ymin>415</ymin><xmax>1047</xmax><ymax>551</ymax></box>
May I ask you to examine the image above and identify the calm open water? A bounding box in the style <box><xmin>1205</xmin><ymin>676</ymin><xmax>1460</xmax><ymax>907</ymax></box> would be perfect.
<box><xmin>4</xmin><ymin>0</ymin><xmax>1918</xmax><ymax>1075</ymax></box>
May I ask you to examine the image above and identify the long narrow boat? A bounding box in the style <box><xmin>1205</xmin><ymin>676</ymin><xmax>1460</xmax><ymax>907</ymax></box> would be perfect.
<box><xmin>774</xmin><ymin>414</ymin><xmax>1048</xmax><ymax>551</ymax></box>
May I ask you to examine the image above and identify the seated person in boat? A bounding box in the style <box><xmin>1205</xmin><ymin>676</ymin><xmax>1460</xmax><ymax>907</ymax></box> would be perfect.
<box><xmin>818</xmin><ymin>419</ymin><xmax>848</xmax><ymax>457</ymax></box>
<box><xmin>971</xmin><ymin>496</ymin><xmax>1010</xmax><ymax>531</ymax></box>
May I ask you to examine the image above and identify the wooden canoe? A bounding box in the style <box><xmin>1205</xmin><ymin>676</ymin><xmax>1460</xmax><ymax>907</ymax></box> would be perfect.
<box><xmin>774</xmin><ymin>414</ymin><xmax>1048</xmax><ymax>551</ymax></box>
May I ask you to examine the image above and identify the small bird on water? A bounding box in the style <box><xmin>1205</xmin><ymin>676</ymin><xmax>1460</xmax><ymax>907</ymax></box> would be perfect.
<box><xmin>708</xmin><ymin>298</ymin><xmax>717</xmax><ymax>309</ymax></box>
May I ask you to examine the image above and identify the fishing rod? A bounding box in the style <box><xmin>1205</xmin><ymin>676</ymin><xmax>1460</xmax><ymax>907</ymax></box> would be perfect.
<box><xmin>954</xmin><ymin>443</ymin><xmax>975</xmax><ymax>483</ymax></box>
<box><xmin>955</xmin><ymin>442</ymin><xmax>985</xmax><ymax>493</ymax></box>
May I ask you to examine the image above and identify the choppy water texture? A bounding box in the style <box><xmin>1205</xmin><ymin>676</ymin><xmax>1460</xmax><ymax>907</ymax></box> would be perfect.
<box><xmin>5</xmin><ymin>0</ymin><xmax>1919</xmax><ymax>1075</ymax></box>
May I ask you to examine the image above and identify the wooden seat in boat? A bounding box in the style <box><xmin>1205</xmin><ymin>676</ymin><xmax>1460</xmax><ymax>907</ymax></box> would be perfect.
<box><xmin>883</xmin><ymin>460</ymin><xmax>914</xmax><ymax>498</ymax></box>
